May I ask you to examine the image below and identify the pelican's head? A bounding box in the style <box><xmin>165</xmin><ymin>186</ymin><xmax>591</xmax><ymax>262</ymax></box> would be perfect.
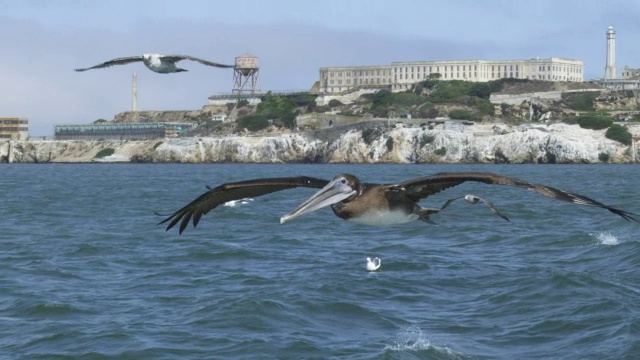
<box><xmin>366</xmin><ymin>257</ymin><xmax>381</xmax><ymax>271</ymax></box>
<box><xmin>280</xmin><ymin>174</ymin><xmax>359</xmax><ymax>224</ymax></box>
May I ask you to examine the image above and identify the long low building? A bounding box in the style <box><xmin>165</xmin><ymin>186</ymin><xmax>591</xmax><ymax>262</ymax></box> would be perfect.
<box><xmin>54</xmin><ymin>123</ymin><xmax>195</xmax><ymax>140</ymax></box>
<box><xmin>319</xmin><ymin>57</ymin><xmax>584</xmax><ymax>93</ymax></box>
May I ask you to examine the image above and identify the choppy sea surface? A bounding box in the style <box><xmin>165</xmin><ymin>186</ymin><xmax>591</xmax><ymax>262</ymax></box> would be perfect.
<box><xmin>1</xmin><ymin>163</ymin><xmax>639</xmax><ymax>359</ymax></box>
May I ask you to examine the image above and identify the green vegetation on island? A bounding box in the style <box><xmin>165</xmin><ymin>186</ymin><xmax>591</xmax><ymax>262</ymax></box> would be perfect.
<box><xmin>217</xmin><ymin>78</ymin><xmax>636</xmax><ymax>146</ymax></box>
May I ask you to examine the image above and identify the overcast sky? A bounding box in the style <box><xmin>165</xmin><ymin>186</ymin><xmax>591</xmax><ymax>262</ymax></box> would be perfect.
<box><xmin>3</xmin><ymin>0</ymin><xmax>640</xmax><ymax>136</ymax></box>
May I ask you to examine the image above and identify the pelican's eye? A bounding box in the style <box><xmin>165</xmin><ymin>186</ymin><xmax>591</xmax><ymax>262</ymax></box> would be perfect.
<box><xmin>340</xmin><ymin>178</ymin><xmax>347</xmax><ymax>184</ymax></box>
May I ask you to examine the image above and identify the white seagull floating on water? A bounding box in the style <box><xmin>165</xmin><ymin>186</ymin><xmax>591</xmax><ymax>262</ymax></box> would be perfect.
<box><xmin>75</xmin><ymin>53</ymin><xmax>234</xmax><ymax>74</ymax></box>
<box><xmin>366</xmin><ymin>257</ymin><xmax>381</xmax><ymax>271</ymax></box>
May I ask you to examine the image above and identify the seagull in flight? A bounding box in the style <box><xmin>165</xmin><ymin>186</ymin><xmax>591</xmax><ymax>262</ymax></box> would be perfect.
<box><xmin>75</xmin><ymin>53</ymin><xmax>234</xmax><ymax>74</ymax></box>
<box><xmin>440</xmin><ymin>194</ymin><xmax>510</xmax><ymax>221</ymax></box>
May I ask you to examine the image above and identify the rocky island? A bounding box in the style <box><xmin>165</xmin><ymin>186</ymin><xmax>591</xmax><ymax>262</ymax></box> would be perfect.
<box><xmin>3</xmin><ymin>79</ymin><xmax>640</xmax><ymax>164</ymax></box>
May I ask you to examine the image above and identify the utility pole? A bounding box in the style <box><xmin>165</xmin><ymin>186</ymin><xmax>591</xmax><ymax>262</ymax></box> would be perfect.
<box><xmin>132</xmin><ymin>73</ymin><xmax>138</xmax><ymax>112</ymax></box>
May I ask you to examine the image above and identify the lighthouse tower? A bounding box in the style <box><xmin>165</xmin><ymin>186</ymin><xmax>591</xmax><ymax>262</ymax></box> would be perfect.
<box><xmin>604</xmin><ymin>25</ymin><xmax>616</xmax><ymax>79</ymax></box>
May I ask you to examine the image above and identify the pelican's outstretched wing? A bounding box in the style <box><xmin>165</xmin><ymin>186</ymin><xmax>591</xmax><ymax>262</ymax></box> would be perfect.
<box><xmin>440</xmin><ymin>194</ymin><xmax>510</xmax><ymax>222</ymax></box>
<box><xmin>163</xmin><ymin>55</ymin><xmax>234</xmax><ymax>68</ymax></box>
<box><xmin>159</xmin><ymin>176</ymin><xmax>329</xmax><ymax>234</ymax></box>
<box><xmin>75</xmin><ymin>56</ymin><xmax>144</xmax><ymax>71</ymax></box>
<box><xmin>400</xmin><ymin>172</ymin><xmax>638</xmax><ymax>222</ymax></box>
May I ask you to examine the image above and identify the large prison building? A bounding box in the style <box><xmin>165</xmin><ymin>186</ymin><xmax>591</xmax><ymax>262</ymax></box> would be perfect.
<box><xmin>318</xmin><ymin>57</ymin><xmax>584</xmax><ymax>94</ymax></box>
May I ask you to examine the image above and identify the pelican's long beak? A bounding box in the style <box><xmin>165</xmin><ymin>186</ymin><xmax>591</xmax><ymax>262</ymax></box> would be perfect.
<box><xmin>280</xmin><ymin>178</ymin><xmax>356</xmax><ymax>224</ymax></box>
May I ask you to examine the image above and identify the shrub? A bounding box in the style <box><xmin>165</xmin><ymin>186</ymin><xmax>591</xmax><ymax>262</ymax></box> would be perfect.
<box><xmin>393</xmin><ymin>92</ymin><xmax>429</xmax><ymax>106</ymax></box>
<box><xmin>95</xmin><ymin>147</ymin><xmax>115</xmax><ymax>158</ymax></box>
<box><xmin>434</xmin><ymin>146</ymin><xmax>447</xmax><ymax>156</ymax></box>
<box><xmin>237</xmin><ymin>99</ymin><xmax>250</xmax><ymax>107</ymax></box>
<box><xmin>562</xmin><ymin>91</ymin><xmax>600</xmax><ymax>111</ymax></box>
<box><xmin>328</xmin><ymin>99</ymin><xmax>344</xmax><ymax>107</ymax></box>
<box><xmin>286</xmin><ymin>93</ymin><xmax>317</xmax><ymax>108</ymax></box>
<box><xmin>598</xmin><ymin>152</ymin><xmax>610</xmax><ymax>162</ymax></box>
<box><xmin>385</xmin><ymin>137</ymin><xmax>394</xmax><ymax>152</ymax></box>
<box><xmin>468</xmin><ymin>82</ymin><xmax>492</xmax><ymax>99</ymax></box>
<box><xmin>605</xmin><ymin>124</ymin><xmax>632</xmax><ymax>145</ymax></box>
<box><xmin>473</xmin><ymin>98</ymin><xmax>495</xmax><ymax>116</ymax></box>
<box><xmin>362</xmin><ymin>127</ymin><xmax>382</xmax><ymax>145</ymax></box>
<box><xmin>448</xmin><ymin>109</ymin><xmax>479</xmax><ymax>121</ymax></box>
<box><xmin>566</xmin><ymin>114</ymin><xmax>613</xmax><ymax>130</ymax></box>
<box><xmin>419</xmin><ymin>134</ymin><xmax>435</xmax><ymax>147</ymax></box>
<box><xmin>423</xmin><ymin>107</ymin><xmax>439</xmax><ymax>119</ymax></box>
<box><xmin>237</xmin><ymin>94</ymin><xmax>297</xmax><ymax>130</ymax></box>
<box><xmin>236</xmin><ymin>113</ymin><xmax>269</xmax><ymax>131</ymax></box>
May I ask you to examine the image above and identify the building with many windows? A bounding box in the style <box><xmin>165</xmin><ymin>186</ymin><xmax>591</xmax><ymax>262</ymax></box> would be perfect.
<box><xmin>318</xmin><ymin>57</ymin><xmax>584</xmax><ymax>94</ymax></box>
<box><xmin>0</xmin><ymin>118</ymin><xmax>28</xmax><ymax>140</ymax></box>
<box><xmin>620</xmin><ymin>66</ymin><xmax>640</xmax><ymax>79</ymax></box>
<box><xmin>54</xmin><ymin>123</ymin><xmax>195</xmax><ymax>140</ymax></box>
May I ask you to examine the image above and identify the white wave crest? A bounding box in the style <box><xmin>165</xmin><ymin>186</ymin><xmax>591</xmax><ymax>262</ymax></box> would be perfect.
<box><xmin>383</xmin><ymin>324</ymin><xmax>463</xmax><ymax>357</ymax></box>
<box><xmin>595</xmin><ymin>232</ymin><xmax>619</xmax><ymax>246</ymax></box>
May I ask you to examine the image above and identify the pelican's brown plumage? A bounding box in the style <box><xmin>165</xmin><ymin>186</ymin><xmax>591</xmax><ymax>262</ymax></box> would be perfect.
<box><xmin>159</xmin><ymin>172</ymin><xmax>637</xmax><ymax>234</ymax></box>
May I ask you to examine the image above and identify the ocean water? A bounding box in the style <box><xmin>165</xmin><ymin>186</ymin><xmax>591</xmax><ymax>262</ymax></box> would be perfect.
<box><xmin>1</xmin><ymin>163</ymin><xmax>639</xmax><ymax>359</ymax></box>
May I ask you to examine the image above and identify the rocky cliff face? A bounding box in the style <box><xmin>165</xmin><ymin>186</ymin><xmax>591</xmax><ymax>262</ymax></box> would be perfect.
<box><xmin>3</xmin><ymin>122</ymin><xmax>639</xmax><ymax>164</ymax></box>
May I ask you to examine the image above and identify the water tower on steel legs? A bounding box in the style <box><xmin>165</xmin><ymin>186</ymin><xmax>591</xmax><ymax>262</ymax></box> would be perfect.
<box><xmin>232</xmin><ymin>53</ymin><xmax>260</xmax><ymax>96</ymax></box>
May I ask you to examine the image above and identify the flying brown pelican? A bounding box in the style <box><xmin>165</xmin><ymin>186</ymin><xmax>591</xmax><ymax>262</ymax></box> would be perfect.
<box><xmin>440</xmin><ymin>194</ymin><xmax>510</xmax><ymax>221</ymax></box>
<box><xmin>159</xmin><ymin>172</ymin><xmax>637</xmax><ymax>234</ymax></box>
<box><xmin>75</xmin><ymin>53</ymin><xmax>233</xmax><ymax>73</ymax></box>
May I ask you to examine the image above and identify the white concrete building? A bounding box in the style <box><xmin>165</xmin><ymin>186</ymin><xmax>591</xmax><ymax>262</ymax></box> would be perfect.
<box><xmin>0</xmin><ymin>117</ymin><xmax>28</xmax><ymax>140</ymax></box>
<box><xmin>620</xmin><ymin>66</ymin><xmax>640</xmax><ymax>79</ymax></box>
<box><xmin>319</xmin><ymin>57</ymin><xmax>584</xmax><ymax>94</ymax></box>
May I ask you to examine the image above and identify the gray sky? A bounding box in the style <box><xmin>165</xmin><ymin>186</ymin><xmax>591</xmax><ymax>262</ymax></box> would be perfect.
<box><xmin>2</xmin><ymin>0</ymin><xmax>639</xmax><ymax>136</ymax></box>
